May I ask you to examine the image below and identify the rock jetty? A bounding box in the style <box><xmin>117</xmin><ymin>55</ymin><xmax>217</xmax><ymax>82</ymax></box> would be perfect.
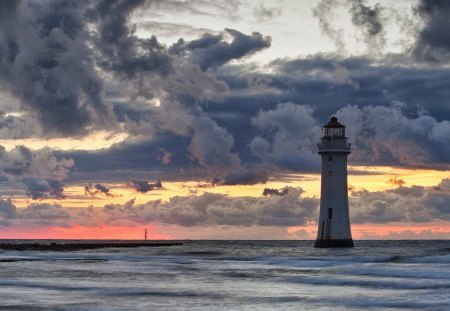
<box><xmin>0</xmin><ymin>242</ymin><xmax>182</xmax><ymax>251</ymax></box>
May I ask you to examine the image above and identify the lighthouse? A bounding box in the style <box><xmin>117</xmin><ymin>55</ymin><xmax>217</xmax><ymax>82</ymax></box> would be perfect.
<box><xmin>315</xmin><ymin>116</ymin><xmax>353</xmax><ymax>248</ymax></box>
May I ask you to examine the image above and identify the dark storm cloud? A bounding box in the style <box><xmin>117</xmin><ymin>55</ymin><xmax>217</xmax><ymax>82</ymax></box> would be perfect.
<box><xmin>0</xmin><ymin>200</ymin><xmax>71</xmax><ymax>227</ymax></box>
<box><xmin>0</xmin><ymin>187</ymin><xmax>318</xmax><ymax>228</ymax></box>
<box><xmin>20</xmin><ymin>202</ymin><xmax>70</xmax><ymax>226</ymax></box>
<box><xmin>222</xmin><ymin>169</ymin><xmax>268</xmax><ymax>186</ymax></box>
<box><xmin>87</xmin><ymin>0</ymin><xmax>173</xmax><ymax>77</ymax></box>
<box><xmin>350</xmin><ymin>178</ymin><xmax>450</xmax><ymax>223</ymax></box>
<box><xmin>0</xmin><ymin>112</ymin><xmax>41</xmax><ymax>139</ymax></box>
<box><xmin>0</xmin><ymin>0</ymin><xmax>239</xmax><ymax>141</ymax></box>
<box><xmin>250</xmin><ymin>103</ymin><xmax>320</xmax><ymax>172</ymax></box>
<box><xmin>55</xmin><ymin>52</ymin><xmax>450</xmax><ymax>185</ymax></box>
<box><xmin>102</xmin><ymin>187</ymin><xmax>317</xmax><ymax>227</ymax></box>
<box><xmin>313</xmin><ymin>0</ymin><xmax>386</xmax><ymax>52</ymax></box>
<box><xmin>0</xmin><ymin>145</ymin><xmax>73</xmax><ymax>199</ymax></box>
<box><xmin>265</xmin><ymin>55</ymin><xmax>450</xmax><ymax>121</ymax></box>
<box><xmin>22</xmin><ymin>177</ymin><xmax>65</xmax><ymax>200</ymax></box>
<box><xmin>263</xmin><ymin>187</ymin><xmax>289</xmax><ymax>196</ymax></box>
<box><xmin>169</xmin><ymin>29</ymin><xmax>271</xmax><ymax>70</ymax></box>
<box><xmin>2</xmin><ymin>0</ymin><xmax>450</xmax><ymax>185</ymax></box>
<box><xmin>0</xmin><ymin>145</ymin><xmax>74</xmax><ymax>181</ymax></box>
<box><xmin>85</xmin><ymin>183</ymin><xmax>115</xmax><ymax>197</ymax></box>
<box><xmin>58</xmin><ymin>133</ymin><xmax>190</xmax><ymax>183</ymax></box>
<box><xmin>339</xmin><ymin>104</ymin><xmax>450</xmax><ymax>168</ymax></box>
<box><xmin>0</xmin><ymin>0</ymin><xmax>110</xmax><ymax>136</ymax></box>
<box><xmin>82</xmin><ymin>3</ymin><xmax>270</xmax><ymax>180</ymax></box>
<box><xmin>0</xmin><ymin>146</ymin><xmax>70</xmax><ymax>180</ymax></box>
<box><xmin>188</xmin><ymin>115</ymin><xmax>241</xmax><ymax>174</ymax></box>
<box><xmin>0</xmin><ymin>0</ymin><xmax>273</xmax><ymax>181</ymax></box>
<box><xmin>413</xmin><ymin>0</ymin><xmax>450</xmax><ymax>62</ymax></box>
<box><xmin>349</xmin><ymin>0</ymin><xmax>385</xmax><ymax>49</ymax></box>
<box><xmin>127</xmin><ymin>179</ymin><xmax>162</xmax><ymax>193</ymax></box>
<box><xmin>210</xmin><ymin>55</ymin><xmax>450</xmax><ymax>170</ymax></box>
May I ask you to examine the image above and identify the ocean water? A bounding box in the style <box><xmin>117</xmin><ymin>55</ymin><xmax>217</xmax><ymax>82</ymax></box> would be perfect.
<box><xmin>0</xmin><ymin>240</ymin><xmax>449</xmax><ymax>310</ymax></box>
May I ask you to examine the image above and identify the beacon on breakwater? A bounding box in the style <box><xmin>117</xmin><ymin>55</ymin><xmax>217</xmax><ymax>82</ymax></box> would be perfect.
<box><xmin>315</xmin><ymin>116</ymin><xmax>353</xmax><ymax>248</ymax></box>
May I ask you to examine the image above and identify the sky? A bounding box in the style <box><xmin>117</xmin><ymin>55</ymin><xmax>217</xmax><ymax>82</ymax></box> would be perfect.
<box><xmin>0</xmin><ymin>0</ymin><xmax>449</xmax><ymax>240</ymax></box>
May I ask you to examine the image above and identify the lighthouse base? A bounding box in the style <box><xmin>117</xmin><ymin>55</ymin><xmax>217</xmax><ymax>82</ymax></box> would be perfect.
<box><xmin>314</xmin><ymin>239</ymin><xmax>354</xmax><ymax>248</ymax></box>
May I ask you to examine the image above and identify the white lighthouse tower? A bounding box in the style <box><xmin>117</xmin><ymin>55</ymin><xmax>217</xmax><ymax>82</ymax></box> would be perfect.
<box><xmin>315</xmin><ymin>116</ymin><xmax>353</xmax><ymax>248</ymax></box>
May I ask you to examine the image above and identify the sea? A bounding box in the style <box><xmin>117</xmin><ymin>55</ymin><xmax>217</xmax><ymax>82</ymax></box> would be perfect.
<box><xmin>0</xmin><ymin>240</ymin><xmax>449</xmax><ymax>310</ymax></box>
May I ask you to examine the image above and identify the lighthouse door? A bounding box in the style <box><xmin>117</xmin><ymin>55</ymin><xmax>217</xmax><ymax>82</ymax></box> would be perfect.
<box><xmin>326</xmin><ymin>208</ymin><xmax>333</xmax><ymax>243</ymax></box>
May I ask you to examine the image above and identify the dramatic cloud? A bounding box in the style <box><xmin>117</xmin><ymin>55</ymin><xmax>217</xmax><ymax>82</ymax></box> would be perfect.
<box><xmin>349</xmin><ymin>0</ymin><xmax>386</xmax><ymax>50</ymax></box>
<box><xmin>0</xmin><ymin>1</ymin><xmax>110</xmax><ymax>136</ymax></box>
<box><xmin>313</xmin><ymin>0</ymin><xmax>386</xmax><ymax>52</ymax></box>
<box><xmin>87</xmin><ymin>0</ymin><xmax>173</xmax><ymax>78</ymax></box>
<box><xmin>250</xmin><ymin>103</ymin><xmax>320</xmax><ymax>172</ymax></box>
<box><xmin>2</xmin><ymin>178</ymin><xmax>450</xmax><ymax>230</ymax></box>
<box><xmin>0</xmin><ymin>145</ymin><xmax>74</xmax><ymax>199</ymax></box>
<box><xmin>85</xmin><ymin>183</ymin><xmax>115</xmax><ymax>197</ymax></box>
<box><xmin>23</xmin><ymin>177</ymin><xmax>65</xmax><ymax>200</ymax></box>
<box><xmin>414</xmin><ymin>0</ymin><xmax>450</xmax><ymax>62</ymax></box>
<box><xmin>188</xmin><ymin>115</ymin><xmax>241</xmax><ymax>175</ymax></box>
<box><xmin>19</xmin><ymin>202</ymin><xmax>70</xmax><ymax>227</ymax></box>
<box><xmin>169</xmin><ymin>28</ymin><xmax>271</xmax><ymax>70</ymax></box>
<box><xmin>263</xmin><ymin>187</ymin><xmax>289</xmax><ymax>196</ymax></box>
<box><xmin>0</xmin><ymin>146</ymin><xmax>74</xmax><ymax>181</ymax></box>
<box><xmin>0</xmin><ymin>0</ymin><xmax>277</xmax><ymax>184</ymax></box>
<box><xmin>0</xmin><ymin>186</ymin><xmax>318</xmax><ymax>228</ymax></box>
<box><xmin>339</xmin><ymin>103</ymin><xmax>450</xmax><ymax>168</ymax></box>
<box><xmin>127</xmin><ymin>179</ymin><xmax>163</xmax><ymax>193</ymax></box>
<box><xmin>350</xmin><ymin>178</ymin><xmax>450</xmax><ymax>223</ymax></box>
<box><xmin>386</xmin><ymin>177</ymin><xmax>406</xmax><ymax>187</ymax></box>
<box><xmin>122</xmin><ymin>187</ymin><xmax>316</xmax><ymax>227</ymax></box>
<box><xmin>222</xmin><ymin>169</ymin><xmax>268</xmax><ymax>186</ymax></box>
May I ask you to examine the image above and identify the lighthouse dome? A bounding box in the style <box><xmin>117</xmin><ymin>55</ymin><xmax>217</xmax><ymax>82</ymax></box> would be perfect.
<box><xmin>325</xmin><ymin>116</ymin><xmax>344</xmax><ymax>128</ymax></box>
<box><xmin>322</xmin><ymin>117</ymin><xmax>345</xmax><ymax>138</ymax></box>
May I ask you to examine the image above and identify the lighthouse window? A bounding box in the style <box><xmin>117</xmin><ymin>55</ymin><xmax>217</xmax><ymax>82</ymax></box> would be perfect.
<box><xmin>328</xmin><ymin>208</ymin><xmax>333</xmax><ymax>219</ymax></box>
<box><xmin>329</xmin><ymin>156</ymin><xmax>332</xmax><ymax>161</ymax></box>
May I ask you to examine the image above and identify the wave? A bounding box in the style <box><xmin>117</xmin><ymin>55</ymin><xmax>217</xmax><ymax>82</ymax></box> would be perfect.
<box><xmin>257</xmin><ymin>253</ymin><xmax>450</xmax><ymax>269</ymax></box>
<box><xmin>407</xmin><ymin>254</ymin><xmax>450</xmax><ymax>264</ymax></box>
<box><xmin>308</xmin><ymin>296</ymin><xmax>450</xmax><ymax>311</ymax></box>
<box><xmin>284</xmin><ymin>275</ymin><xmax>450</xmax><ymax>290</ymax></box>
<box><xmin>342</xmin><ymin>266</ymin><xmax>450</xmax><ymax>280</ymax></box>
<box><xmin>182</xmin><ymin>251</ymin><xmax>224</xmax><ymax>256</ymax></box>
<box><xmin>0</xmin><ymin>256</ymin><xmax>108</xmax><ymax>263</ymax></box>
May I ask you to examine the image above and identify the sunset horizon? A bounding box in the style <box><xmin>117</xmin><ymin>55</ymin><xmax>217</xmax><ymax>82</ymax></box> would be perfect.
<box><xmin>0</xmin><ymin>0</ymin><xmax>448</xmax><ymax>241</ymax></box>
